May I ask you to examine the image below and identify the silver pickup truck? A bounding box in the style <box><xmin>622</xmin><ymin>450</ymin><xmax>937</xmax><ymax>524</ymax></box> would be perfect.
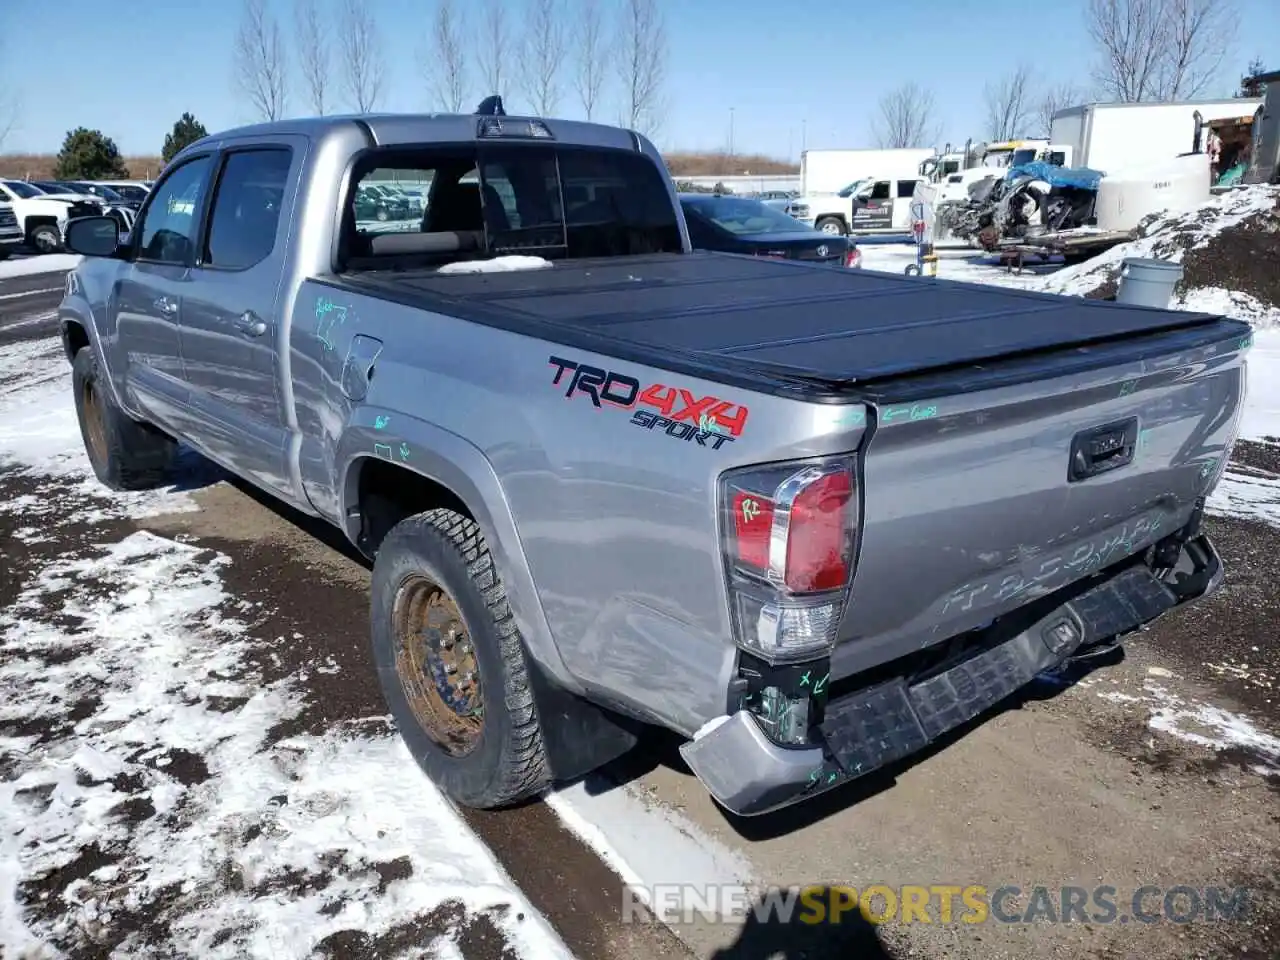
<box><xmin>57</xmin><ymin>104</ymin><xmax>1248</xmax><ymax>817</ymax></box>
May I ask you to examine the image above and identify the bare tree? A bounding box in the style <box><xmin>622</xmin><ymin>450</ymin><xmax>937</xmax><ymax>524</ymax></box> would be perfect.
<box><xmin>1157</xmin><ymin>0</ymin><xmax>1238</xmax><ymax>98</ymax></box>
<box><xmin>295</xmin><ymin>0</ymin><xmax>330</xmax><ymax>115</ymax></box>
<box><xmin>475</xmin><ymin>0</ymin><xmax>513</xmax><ymax>100</ymax></box>
<box><xmin>339</xmin><ymin>0</ymin><xmax>385</xmax><ymax>112</ymax></box>
<box><xmin>1086</xmin><ymin>0</ymin><xmax>1237</xmax><ymax>101</ymax></box>
<box><xmin>871</xmin><ymin>82</ymin><xmax>940</xmax><ymax>149</ymax></box>
<box><xmin>233</xmin><ymin>0</ymin><xmax>289</xmax><ymax>122</ymax></box>
<box><xmin>983</xmin><ymin>64</ymin><xmax>1034</xmax><ymax>140</ymax></box>
<box><xmin>520</xmin><ymin>0</ymin><xmax>567</xmax><ymax>114</ymax></box>
<box><xmin>1034</xmin><ymin>81</ymin><xmax>1085</xmax><ymax>136</ymax></box>
<box><xmin>616</xmin><ymin>0</ymin><xmax>667</xmax><ymax>137</ymax></box>
<box><xmin>573</xmin><ymin>0</ymin><xmax>609</xmax><ymax>120</ymax></box>
<box><xmin>0</xmin><ymin>47</ymin><xmax>16</xmax><ymax>152</ymax></box>
<box><xmin>426</xmin><ymin>0</ymin><xmax>468</xmax><ymax>112</ymax></box>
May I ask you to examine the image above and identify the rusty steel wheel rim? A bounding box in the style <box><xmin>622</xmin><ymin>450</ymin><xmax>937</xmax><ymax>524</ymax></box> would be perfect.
<box><xmin>392</xmin><ymin>574</ymin><xmax>484</xmax><ymax>757</ymax></box>
<box><xmin>81</xmin><ymin>377</ymin><xmax>108</xmax><ymax>468</ymax></box>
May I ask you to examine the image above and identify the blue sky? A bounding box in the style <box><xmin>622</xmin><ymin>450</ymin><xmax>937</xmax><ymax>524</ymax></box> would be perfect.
<box><xmin>3</xmin><ymin>0</ymin><xmax>1274</xmax><ymax>158</ymax></box>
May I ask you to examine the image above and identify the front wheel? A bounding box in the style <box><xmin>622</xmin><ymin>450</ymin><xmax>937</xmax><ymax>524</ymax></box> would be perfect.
<box><xmin>815</xmin><ymin>216</ymin><xmax>846</xmax><ymax>236</ymax></box>
<box><xmin>71</xmin><ymin>348</ymin><xmax>176</xmax><ymax>490</ymax></box>
<box><xmin>370</xmin><ymin>508</ymin><xmax>552</xmax><ymax>809</ymax></box>
<box><xmin>28</xmin><ymin>224</ymin><xmax>61</xmax><ymax>254</ymax></box>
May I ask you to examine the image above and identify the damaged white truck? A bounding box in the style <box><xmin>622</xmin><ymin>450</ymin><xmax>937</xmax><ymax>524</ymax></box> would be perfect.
<box><xmin>58</xmin><ymin>104</ymin><xmax>1246</xmax><ymax>816</ymax></box>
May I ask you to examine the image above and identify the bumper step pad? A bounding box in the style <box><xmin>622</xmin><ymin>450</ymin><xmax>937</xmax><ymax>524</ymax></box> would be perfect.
<box><xmin>821</xmin><ymin>564</ymin><xmax>1179</xmax><ymax>777</ymax></box>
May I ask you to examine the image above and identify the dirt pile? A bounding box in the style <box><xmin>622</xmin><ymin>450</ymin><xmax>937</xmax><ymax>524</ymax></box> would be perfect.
<box><xmin>1033</xmin><ymin>185</ymin><xmax>1280</xmax><ymax>318</ymax></box>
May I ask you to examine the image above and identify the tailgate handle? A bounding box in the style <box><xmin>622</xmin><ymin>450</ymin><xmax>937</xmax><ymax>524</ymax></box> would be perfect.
<box><xmin>1069</xmin><ymin>417</ymin><xmax>1138</xmax><ymax>482</ymax></box>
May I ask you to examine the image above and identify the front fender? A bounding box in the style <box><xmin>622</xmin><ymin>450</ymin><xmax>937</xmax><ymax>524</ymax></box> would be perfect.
<box><xmin>58</xmin><ymin>291</ymin><xmax>128</xmax><ymax>413</ymax></box>
<box><xmin>337</xmin><ymin>414</ymin><xmax>581</xmax><ymax>695</ymax></box>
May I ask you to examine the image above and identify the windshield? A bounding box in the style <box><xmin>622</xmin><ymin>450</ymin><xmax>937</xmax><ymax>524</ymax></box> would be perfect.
<box><xmin>683</xmin><ymin>195</ymin><xmax>812</xmax><ymax>235</ymax></box>
<box><xmin>3</xmin><ymin>180</ymin><xmax>46</xmax><ymax>198</ymax></box>
<box><xmin>111</xmin><ymin>184</ymin><xmax>148</xmax><ymax>202</ymax></box>
<box><xmin>92</xmin><ymin>185</ymin><xmax>126</xmax><ymax>201</ymax></box>
<box><xmin>49</xmin><ymin>182</ymin><xmax>90</xmax><ymax>194</ymax></box>
<box><xmin>1011</xmin><ymin>149</ymin><xmax>1038</xmax><ymax>166</ymax></box>
<box><xmin>836</xmin><ymin>178</ymin><xmax>869</xmax><ymax>198</ymax></box>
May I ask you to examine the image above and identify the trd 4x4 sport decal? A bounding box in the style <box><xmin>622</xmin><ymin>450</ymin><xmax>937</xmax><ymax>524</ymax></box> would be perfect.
<box><xmin>548</xmin><ymin>356</ymin><xmax>749</xmax><ymax>450</ymax></box>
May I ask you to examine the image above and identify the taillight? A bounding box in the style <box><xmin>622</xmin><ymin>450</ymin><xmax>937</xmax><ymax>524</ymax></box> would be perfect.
<box><xmin>720</xmin><ymin>457</ymin><xmax>859</xmax><ymax>665</ymax></box>
<box><xmin>845</xmin><ymin>246</ymin><xmax>861</xmax><ymax>268</ymax></box>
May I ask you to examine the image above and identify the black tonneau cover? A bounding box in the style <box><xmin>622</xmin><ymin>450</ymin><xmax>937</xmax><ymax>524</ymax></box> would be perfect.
<box><xmin>341</xmin><ymin>251</ymin><xmax>1243</xmax><ymax>395</ymax></box>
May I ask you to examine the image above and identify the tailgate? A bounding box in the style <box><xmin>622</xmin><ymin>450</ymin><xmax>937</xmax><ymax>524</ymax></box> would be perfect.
<box><xmin>830</xmin><ymin>325</ymin><xmax>1249</xmax><ymax>680</ymax></box>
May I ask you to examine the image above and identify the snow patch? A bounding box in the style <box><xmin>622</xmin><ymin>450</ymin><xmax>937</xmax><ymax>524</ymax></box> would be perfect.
<box><xmin>0</xmin><ymin>531</ymin><xmax>570</xmax><ymax>959</ymax></box>
<box><xmin>1175</xmin><ymin>287</ymin><xmax>1280</xmax><ymax>328</ymax></box>
<box><xmin>437</xmin><ymin>256</ymin><xmax>552</xmax><ymax>274</ymax></box>
<box><xmin>0</xmin><ymin>253</ymin><xmax>83</xmax><ymax>279</ymax></box>
<box><xmin>0</xmin><ymin>336</ymin><xmax>200</xmax><ymax>520</ymax></box>
<box><xmin>1097</xmin><ymin>681</ymin><xmax>1280</xmax><ymax>777</ymax></box>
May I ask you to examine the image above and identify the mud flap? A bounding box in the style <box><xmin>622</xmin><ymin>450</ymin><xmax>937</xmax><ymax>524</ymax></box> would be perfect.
<box><xmin>524</xmin><ymin>653</ymin><xmax>641</xmax><ymax>782</ymax></box>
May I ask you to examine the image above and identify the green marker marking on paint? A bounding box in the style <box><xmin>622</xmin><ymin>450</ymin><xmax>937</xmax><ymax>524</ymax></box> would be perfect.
<box><xmin>374</xmin><ymin>415</ymin><xmax>390</xmax><ymax>430</ymax></box>
<box><xmin>399</xmin><ymin>442</ymin><xmax>411</xmax><ymax>461</ymax></box>
<box><xmin>374</xmin><ymin>442</ymin><xmax>392</xmax><ymax>460</ymax></box>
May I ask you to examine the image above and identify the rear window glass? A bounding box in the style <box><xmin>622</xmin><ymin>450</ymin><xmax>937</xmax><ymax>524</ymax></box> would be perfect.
<box><xmin>343</xmin><ymin>143</ymin><xmax>681</xmax><ymax>270</ymax></box>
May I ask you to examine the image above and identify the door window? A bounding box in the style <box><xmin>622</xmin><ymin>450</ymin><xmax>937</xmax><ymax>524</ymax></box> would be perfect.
<box><xmin>136</xmin><ymin>156</ymin><xmax>213</xmax><ymax>264</ymax></box>
<box><xmin>204</xmin><ymin>149</ymin><xmax>292</xmax><ymax>270</ymax></box>
<box><xmin>896</xmin><ymin>180</ymin><xmax>918</xmax><ymax>198</ymax></box>
<box><xmin>868</xmin><ymin>181</ymin><xmax>891</xmax><ymax>200</ymax></box>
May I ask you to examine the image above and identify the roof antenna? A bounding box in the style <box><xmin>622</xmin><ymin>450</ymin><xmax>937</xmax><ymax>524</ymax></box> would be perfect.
<box><xmin>475</xmin><ymin>95</ymin><xmax>506</xmax><ymax>116</ymax></box>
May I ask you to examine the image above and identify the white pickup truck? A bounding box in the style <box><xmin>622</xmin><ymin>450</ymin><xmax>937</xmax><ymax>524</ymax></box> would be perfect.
<box><xmin>789</xmin><ymin>175</ymin><xmax>926</xmax><ymax>236</ymax></box>
<box><xmin>0</xmin><ymin>179</ymin><xmax>104</xmax><ymax>253</ymax></box>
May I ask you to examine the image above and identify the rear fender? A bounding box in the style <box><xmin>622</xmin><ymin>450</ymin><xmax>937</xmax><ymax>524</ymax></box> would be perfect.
<box><xmin>337</xmin><ymin>414</ymin><xmax>581</xmax><ymax>694</ymax></box>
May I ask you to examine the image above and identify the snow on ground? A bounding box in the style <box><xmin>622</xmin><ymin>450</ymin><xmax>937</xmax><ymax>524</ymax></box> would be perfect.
<box><xmin>0</xmin><ymin>336</ymin><xmax>571</xmax><ymax>959</ymax></box>
<box><xmin>0</xmin><ymin>336</ymin><xmax>201</xmax><ymax>523</ymax></box>
<box><xmin>0</xmin><ymin>254</ymin><xmax>83</xmax><ymax>280</ymax></box>
<box><xmin>1090</xmin><ymin>679</ymin><xmax>1280</xmax><ymax>777</ymax></box>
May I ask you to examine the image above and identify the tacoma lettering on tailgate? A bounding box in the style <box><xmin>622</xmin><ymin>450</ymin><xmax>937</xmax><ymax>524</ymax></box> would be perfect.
<box><xmin>547</xmin><ymin>355</ymin><xmax>749</xmax><ymax>450</ymax></box>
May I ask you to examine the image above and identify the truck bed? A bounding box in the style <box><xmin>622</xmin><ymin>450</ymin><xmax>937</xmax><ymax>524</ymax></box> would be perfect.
<box><xmin>337</xmin><ymin>251</ymin><xmax>1246</xmax><ymax>399</ymax></box>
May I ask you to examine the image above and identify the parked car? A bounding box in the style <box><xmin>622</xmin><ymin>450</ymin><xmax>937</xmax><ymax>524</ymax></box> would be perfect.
<box><xmin>0</xmin><ymin>179</ymin><xmax>101</xmax><ymax>252</ymax></box>
<box><xmin>92</xmin><ymin>181</ymin><xmax>151</xmax><ymax>204</ymax></box>
<box><xmin>59</xmin><ymin>108</ymin><xmax>1243</xmax><ymax>819</ymax></box>
<box><xmin>72</xmin><ymin>181</ymin><xmax>144</xmax><ymax>211</ymax></box>
<box><xmin>31</xmin><ymin>181</ymin><xmax>138</xmax><ymax>234</ymax></box>
<box><xmin>755</xmin><ymin>189</ymin><xmax>799</xmax><ymax>211</ymax></box>
<box><xmin>357</xmin><ymin>183</ymin><xmax>413</xmax><ymax>221</ymax></box>
<box><xmin>680</xmin><ymin>192</ymin><xmax>860</xmax><ymax>267</ymax></box>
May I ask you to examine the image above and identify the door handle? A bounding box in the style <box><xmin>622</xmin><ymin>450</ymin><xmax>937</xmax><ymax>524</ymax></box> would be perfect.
<box><xmin>155</xmin><ymin>296</ymin><xmax>178</xmax><ymax>317</ymax></box>
<box><xmin>235</xmin><ymin>311</ymin><xmax>268</xmax><ymax>337</ymax></box>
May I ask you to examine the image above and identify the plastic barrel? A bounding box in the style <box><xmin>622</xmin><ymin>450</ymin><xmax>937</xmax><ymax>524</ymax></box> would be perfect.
<box><xmin>1115</xmin><ymin>257</ymin><xmax>1184</xmax><ymax>309</ymax></box>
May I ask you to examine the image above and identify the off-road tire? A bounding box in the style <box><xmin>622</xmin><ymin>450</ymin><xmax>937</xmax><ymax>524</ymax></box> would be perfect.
<box><xmin>371</xmin><ymin>508</ymin><xmax>551</xmax><ymax>808</ymax></box>
<box><xmin>815</xmin><ymin>216</ymin><xmax>846</xmax><ymax>236</ymax></box>
<box><xmin>71</xmin><ymin>347</ymin><xmax>176</xmax><ymax>490</ymax></box>
<box><xmin>0</xmin><ymin>248</ymin><xmax>11</xmax><ymax>261</ymax></box>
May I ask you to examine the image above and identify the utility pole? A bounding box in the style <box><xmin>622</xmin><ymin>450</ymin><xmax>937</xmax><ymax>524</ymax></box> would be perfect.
<box><xmin>729</xmin><ymin>106</ymin><xmax>735</xmax><ymax>161</ymax></box>
<box><xmin>801</xmin><ymin>118</ymin><xmax>807</xmax><ymax>155</ymax></box>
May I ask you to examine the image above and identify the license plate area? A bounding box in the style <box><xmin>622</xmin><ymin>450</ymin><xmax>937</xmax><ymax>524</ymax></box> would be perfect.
<box><xmin>1069</xmin><ymin>417</ymin><xmax>1139</xmax><ymax>481</ymax></box>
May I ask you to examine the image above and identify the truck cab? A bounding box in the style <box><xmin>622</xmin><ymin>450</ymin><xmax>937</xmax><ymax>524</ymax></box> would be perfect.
<box><xmin>788</xmin><ymin>175</ymin><xmax>925</xmax><ymax>236</ymax></box>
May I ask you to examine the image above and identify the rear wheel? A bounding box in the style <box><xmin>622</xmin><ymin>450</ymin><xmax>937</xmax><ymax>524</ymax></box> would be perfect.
<box><xmin>71</xmin><ymin>348</ymin><xmax>176</xmax><ymax>490</ymax></box>
<box><xmin>815</xmin><ymin>216</ymin><xmax>846</xmax><ymax>236</ymax></box>
<box><xmin>371</xmin><ymin>508</ymin><xmax>551</xmax><ymax>808</ymax></box>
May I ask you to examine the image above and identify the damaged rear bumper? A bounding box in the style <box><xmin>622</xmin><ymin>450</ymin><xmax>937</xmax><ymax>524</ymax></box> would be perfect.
<box><xmin>680</xmin><ymin>533</ymin><xmax>1223</xmax><ymax>817</ymax></box>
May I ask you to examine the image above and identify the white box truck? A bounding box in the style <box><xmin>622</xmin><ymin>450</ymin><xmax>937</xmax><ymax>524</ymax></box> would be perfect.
<box><xmin>799</xmin><ymin>148</ymin><xmax>935</xmax><ymax>195</ymax></box>
<box><xmin>1049</xmin><ymin>98</ymin><xmax>1263</xmax><ymax>175</ymax></box>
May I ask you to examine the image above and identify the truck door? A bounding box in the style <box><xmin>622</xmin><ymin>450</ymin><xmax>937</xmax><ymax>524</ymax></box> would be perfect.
<box><xmin>176</xmin><ymin>142</ymin><xmax>301</xmax><ymax>496</ymax></box>
<box><xmin>892</xmin><ymin>180</ymin><xmax>920</xmax><ymax>229</ymax></box>
<box><xmin>113</xmin><ymin>153</ymin><xmax>215</xmax><ymax>436</ymax></box>
<box><xmin>851</xmin><ymin>180</ymin><xmax>893</xmax><ymax>232</ymax></box>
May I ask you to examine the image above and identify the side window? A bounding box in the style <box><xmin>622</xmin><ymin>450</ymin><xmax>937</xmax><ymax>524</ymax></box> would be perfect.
<box><xmin>896</xmin><ymin>180</ymin><xmax>918</xmax><ymax>198</ymax></box>
<box><xmin>869</xmin><ymin>181</ymin><xmax>891</xmax><ymax>200</ymax></box>
<box><xmin>204</xmin><ymin>149</ymin><xmax>292</xmax><ymax>270</ymax></box>
<box><xmin>136</xmin><ymin>156</ymin><xmax>213</xmax><ymax>264</ymax></box>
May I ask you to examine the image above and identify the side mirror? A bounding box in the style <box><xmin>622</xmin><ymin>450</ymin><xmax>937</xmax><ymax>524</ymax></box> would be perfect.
<box><xmin>64</xmin><ymin>216</ymin><xmax>121</xmax><ymax>258</ymax></box>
